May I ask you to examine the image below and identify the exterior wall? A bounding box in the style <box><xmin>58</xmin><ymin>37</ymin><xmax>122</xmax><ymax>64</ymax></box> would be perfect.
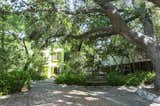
<box><xmin>42</xmin><ymin>48</ymin><xmax>64</xmax><ymax>78</ymax></box>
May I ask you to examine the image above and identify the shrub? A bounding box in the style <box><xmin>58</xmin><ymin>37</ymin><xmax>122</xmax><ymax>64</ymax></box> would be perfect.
<box><xmin>107</xmin><ymin>71</ymin><xmax>155</xmax><ymax>86</ymax></box>
<box><xmin>55</xmin><ymin>72</ymin><xmax>87</xmax><ymax>85</ymax></box>
<box><xmin>30</xmin><ymin>70</ymin><xmax>47</xmax><ymax>81</ymax></box>
<box><xmin>0</xmin><ymin>70</ymin><xmax>31</xmax><ymax>95</ymax></box>
<box><xmin>28</xmin><ymin>52</ymin><xmax>48</xmax><ymax>81</ymax></box>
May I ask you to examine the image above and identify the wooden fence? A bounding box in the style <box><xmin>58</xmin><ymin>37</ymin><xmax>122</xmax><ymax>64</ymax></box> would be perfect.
<box><xmin>106</xmin><ymin>60</ymin><xmax>153</xmax><ymax>73</ymax></box>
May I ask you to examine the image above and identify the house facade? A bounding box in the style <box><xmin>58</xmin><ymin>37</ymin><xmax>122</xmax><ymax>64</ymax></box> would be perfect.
<box><xmin>42</xmin><ymin>48</ymin><xmax>64</xmax><ymax>78</ymax></box>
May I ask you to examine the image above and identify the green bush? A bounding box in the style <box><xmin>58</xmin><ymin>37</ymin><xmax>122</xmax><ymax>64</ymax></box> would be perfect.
<box><xmin>107</xmin><ymin>71</ymin><xmax>155</xmax><ymax>86</ymax></box>
<box><xmin>30</xmin><ymin>70</ymin><xmax>47</xmax><ymax>81</ymax></box>
<box><xmin>55</xmin><ymin>72</ymin><xmax>87</xmax><ymax>85</ymax></box>
<box><xmin>0</xmin><ymin>70</ymin><xmax>31</xmax><ymax>95</ymax></box>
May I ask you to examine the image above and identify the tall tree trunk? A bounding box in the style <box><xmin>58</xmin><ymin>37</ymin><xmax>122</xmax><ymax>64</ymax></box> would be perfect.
<box><xmin>148</xmin><ymin>45</ymin><xmax>160</xmax><ymax>89</ymax></box>
<box><xmin>142</xmin><ymin>12</ymin><xmax>160</xmax><ymax>89</ymax></box>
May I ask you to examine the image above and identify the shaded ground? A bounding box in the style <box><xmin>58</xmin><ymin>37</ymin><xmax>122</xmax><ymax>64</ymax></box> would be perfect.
<box><xmin>0</xmin><ymin>79</ymin><xmax>160</xmax><ymax>106</ymax></box>
<box><xmin>144</xmin><ymin>85</ymin><xmax>160</xmax><ymax>95</ymax></box>
<box><xmin>85</xmin><ymin>86</ymin><xmax>155</xmax><ymax>106</ymax></box>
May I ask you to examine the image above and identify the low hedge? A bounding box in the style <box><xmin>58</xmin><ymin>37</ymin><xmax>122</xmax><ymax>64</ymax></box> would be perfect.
<box><xmin>55</xmin><ymin>71</ymin><xmax>155</xmax><ymax>86</ymax></box>
<box><xmin>107</xmin><ymin>71</ymin><xmax>155</xmax><ymax>86</ymax></box>
<box><xmin>0</xmin><ymin>70</ymin><xmax>31</xmax><ymax>95</ymax></box>
<box><xmin>30</xmin><ymin>70</ymin><xmax>47</xmax><ymax>81</ymax></box>
<box><xmin>55</xmin><ymin>72</ymin><xmax>87</xmax><ymax>85</ymax></box>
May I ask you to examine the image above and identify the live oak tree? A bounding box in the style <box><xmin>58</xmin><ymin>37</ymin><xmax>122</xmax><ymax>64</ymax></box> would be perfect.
<box><xmin>91</xmin><ymin>0</ymin><xmax>160</xmax><ymax>90</ymax></box>
<box><xmin>70</xmin><ymin>0</ymin><xmax>160</xmax><ymax>90</ymax></box>
<box><xmin>1</xmin><ymin>0</ymin><xmax>160</xmax><ymax>89</ymax></box>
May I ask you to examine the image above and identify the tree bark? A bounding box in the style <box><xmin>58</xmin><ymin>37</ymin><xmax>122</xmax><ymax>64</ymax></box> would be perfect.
<box><xmin>148</xmin><ymin>45</ymin><xmax>160</xmax><ymax>89</ymax></box>
<box><xmin>148</xmin><ymin>0</ymin><xmax>160</xmax><ymax>7</ymax></box>
<box><xmin>142</xmin><ymin>13</ymin><xmax>160</xmax><ymax>90</ymax></box>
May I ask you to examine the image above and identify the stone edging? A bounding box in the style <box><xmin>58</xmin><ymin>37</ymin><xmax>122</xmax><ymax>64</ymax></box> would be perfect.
<box><xmin>136</xmin><ymin>88</ymin><xmax>160</xmax><ymax>103</ymax></box>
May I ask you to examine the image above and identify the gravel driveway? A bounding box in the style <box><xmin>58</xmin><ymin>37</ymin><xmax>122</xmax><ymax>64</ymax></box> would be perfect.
<box><xmin>0</xmin><ymin>79</ymin><xmax>159</xmax><ymax>106</ymax></box>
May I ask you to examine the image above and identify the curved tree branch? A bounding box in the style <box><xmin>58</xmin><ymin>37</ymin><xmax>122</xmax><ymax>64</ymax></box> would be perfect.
<box><xmin>93</xmin><ymin>1</ymin><xmax>156</xmax><ymax>49</ymax></box>
<box><xmin>54</xmin><ymin>26</ymin><xmax>115</xmax><ymax>40</ymax></box>
<box><xmin>41</xmin><ymin>26</ymin><xmax>115</xmax><ymax>47</ymax></box>
<box><xmin>0</xmin><ymin>7</ymin><xmax>103</xmax><ymax>15</ymax></box>
<box><xmin>148</xmin><ymin>0</ymin><xmax>160</xmax><ymax>7</ymax></box>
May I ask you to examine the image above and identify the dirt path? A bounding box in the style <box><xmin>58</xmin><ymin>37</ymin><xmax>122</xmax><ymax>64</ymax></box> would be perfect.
<box><xmin>0</xmin><ymin>79</ymin><xmax>159</xmax><ymax>106</ymax></box>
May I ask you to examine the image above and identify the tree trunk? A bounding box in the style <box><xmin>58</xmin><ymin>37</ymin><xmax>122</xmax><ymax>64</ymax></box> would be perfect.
<box><xmin>148</xmin><ymin>45</ymin><xmax>160</xmax><ymax>90</ymax></box>
<box><xmin>142</xmin><ymin>12</ymin><xmax>160</xmax><ymax>89</ymax></box>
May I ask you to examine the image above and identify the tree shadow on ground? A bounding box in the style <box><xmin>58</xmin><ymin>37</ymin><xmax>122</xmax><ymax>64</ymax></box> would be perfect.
<box><xmin>0</xmin><ymin>81</ymin><xmax>157</xmax><ymax>106</ymax></box>
<box><xmin>0</xmin><ymin>82</ymin><xmax>118</xmax><ymax>106</ymax></box>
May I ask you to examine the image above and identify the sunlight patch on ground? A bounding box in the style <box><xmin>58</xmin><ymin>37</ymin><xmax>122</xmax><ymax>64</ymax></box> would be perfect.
<box><xmin>68</xmin><ymin>90</ymin><xmax>88</xmax><ymax>96</ymax></box>
<box><xmin>63</xmin><ymin>95</ymin><xmax>73</xmax><ymax>98</ymax></box>
<box><xmin>117</xmin><ymin>86</ymin><xmax>137</xmax><ymax>92</ymax></box>
<box><xmin>64</xmin><ymin>94</ymin><xmax>81</xmax><ymax>99</ymax></box>
<box><xmin>60</xmin><ymin>84</ymin><xmax>68</xmax><ymax>88</ymax></box>
<box><xmin>57</xmin><ymin>99</ymin><xmax>64</xmax><ymax>103</ymax></box>
<box><xmin>52</xmin><ymin>91</ymin><xmax>63</xmax><ymax>94</ymax></box>
<box><xmin>92</xmin><ymin>91</ymin><xmax>108</xmax><ymax>95</ymax></box>
<box><xmin>84</xmin><ymin>96</ymin><xmax>99</xmax><ymax>101</ymax></box>
<box><xmin>0</xmin><ymin>95</ymin><xmax>11</xmax><ymax>100</ymax></box>
<box><xmin>66</xmin><ymin>101</ymin><xmax>73</xmax><ymax>105</ymax></box>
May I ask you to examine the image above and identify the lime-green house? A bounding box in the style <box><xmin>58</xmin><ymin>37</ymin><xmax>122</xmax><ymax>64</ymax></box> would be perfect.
<box><xmin>43</xmin><ymin>48</ymin><xmax>64</xmax><ymax>78</ymax></box>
